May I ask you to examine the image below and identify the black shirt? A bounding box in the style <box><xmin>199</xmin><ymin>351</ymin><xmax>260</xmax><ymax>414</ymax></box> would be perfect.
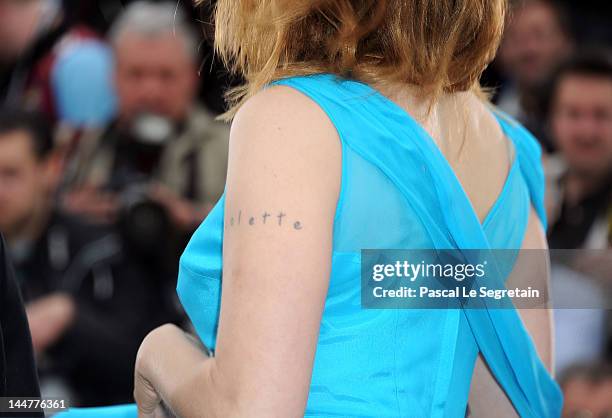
<box><xmin>548</xmin><ymin>175</ymin><xmax>612</xmax><ymax>249</ymax></box>
<box><xmin>11</xmin><ymin>211</ymin><xmax>184</xmax><ymax>407</ymax></box>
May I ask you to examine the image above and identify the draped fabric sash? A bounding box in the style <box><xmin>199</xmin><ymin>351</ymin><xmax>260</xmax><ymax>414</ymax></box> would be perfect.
<box><xmin>273</xmin><ymin>74</ymin><xmax>563</xmax><ymax>418</ymax></box>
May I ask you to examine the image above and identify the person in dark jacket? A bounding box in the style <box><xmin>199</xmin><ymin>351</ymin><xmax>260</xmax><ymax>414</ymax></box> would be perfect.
<box><xmin>0</xmin><ymin>108</ymin><xmax>184</xmax><ymax>406</ymax></box>
<box><xmin>0</xmin><ymin>233</ymin><xmax>43</xmax><ymax>417</ymax></box>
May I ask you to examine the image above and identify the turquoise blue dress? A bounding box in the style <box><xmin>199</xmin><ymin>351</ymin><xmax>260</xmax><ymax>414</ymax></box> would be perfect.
<box><xmin>56</xmin><ymin>74</ymin><xmax>562</xmax><ymax>417</ymax></box>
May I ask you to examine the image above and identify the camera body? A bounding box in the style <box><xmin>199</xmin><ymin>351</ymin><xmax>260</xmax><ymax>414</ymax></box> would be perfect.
<box><xmin>110</xmin><ymin>113</ymin><xmax>176</xmax><ymax>259</ymax></box>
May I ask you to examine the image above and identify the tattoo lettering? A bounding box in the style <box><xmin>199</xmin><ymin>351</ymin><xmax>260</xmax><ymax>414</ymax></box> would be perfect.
<box><xmin>227</xmin><ymin>210</ymin><xmax>303</xmax><ymax>231</ymax></box>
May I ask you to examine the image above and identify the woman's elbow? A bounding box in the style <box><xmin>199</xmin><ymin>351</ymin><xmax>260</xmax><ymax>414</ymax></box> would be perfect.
<box><xmin>187</xmin><ymin>362</ymin><xmax>305</xmax><ymax>418</ymax></box>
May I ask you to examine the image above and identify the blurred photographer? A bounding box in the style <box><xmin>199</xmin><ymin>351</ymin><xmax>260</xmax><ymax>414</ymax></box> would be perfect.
<box><xmin>62</xmin><ymin>1</ymin><xmax>229</xmax><ymax>266</ymax></box>
<box><xmin>0</xmin><ymin>108</ymin><xmax>182</xmax><ymax>406</ymax></box>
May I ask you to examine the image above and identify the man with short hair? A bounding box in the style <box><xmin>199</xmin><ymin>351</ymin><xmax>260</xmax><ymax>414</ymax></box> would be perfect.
<box><xmin>544</xmin><ymin>50</ymin><xmax>612</xmax><ymax>379</ymax></box>
<box><xmin>496</xmin><ymin>0</ymin><xmax>575</xmax><ymax>151</ymax></box>
<box><xmin>0</xmin><ymin>108</ymin><xmax>181</xmax><ymax>406</ymax></box>
<box><xmin>62</xmin><ymin>1</ymin><xmax>229</xmax><ymax>266</ymax></box>
<box><xmin>547</xmin><ymin>51</ymin><xmax>612</xmax><ymax>249</ymax></box>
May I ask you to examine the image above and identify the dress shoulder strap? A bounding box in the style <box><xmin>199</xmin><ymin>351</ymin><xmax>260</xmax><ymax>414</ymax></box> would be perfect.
<box><xmin>494</xmin><ymin>111</ymin><xmax>548</xmax><ymax>230</ymax></box>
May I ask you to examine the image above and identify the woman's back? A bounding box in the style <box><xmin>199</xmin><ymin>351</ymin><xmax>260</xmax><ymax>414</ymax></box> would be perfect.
<box><xmin>55</xmin><ymin>72</ymin><xmax>561</xmax><ymax>418</ymax></box>
<box><xmin>52</xmin><ymin>0</ymin><xmax>564</xmax><ymax>416</ymax></box>
<box><xmin>380</xmin><ymin>81</ymin><xmax>556</xmax><ymax>417</ymax></box>
<box><xmin>175</xmin><ymin>74</ymin><xmax>561</xmax><ymax>417</ymax></box>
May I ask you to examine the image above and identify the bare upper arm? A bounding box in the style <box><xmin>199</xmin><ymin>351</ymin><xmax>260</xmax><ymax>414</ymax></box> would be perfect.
<box><xmin>210</xmin><ymin>85</ymin><xmax>342</xmax><ymax>416</ymax></box>
<box><xmin>515</xmin><ymin>207</ymin><xmax>554</xmax><ymax>373</ymax></box>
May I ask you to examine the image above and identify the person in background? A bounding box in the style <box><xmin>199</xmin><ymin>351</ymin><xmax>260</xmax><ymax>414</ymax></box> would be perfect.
<box><xmin>62</xmin><ymin>1</ymin><xmax>229</xmax><ymax>266</ymax></box>
<box><xmin>560</xmin><ymin>362</ymin><xmax>612</xmax><ymax>418</ymax></box>
<box><xmin>0</xmin><ymin>0</ymin><xmax>116</xmax><ymax>129</ymax></box>
<box><xmin>0</xmin><ymin>108</ymin><xmax>183</xmax><ymax>406</ymax></box>
<box><xmin>496</xmin><ymin>0</ymin><xmax>574</xmax><ymax>152</ymax></box>
<box><xmin>0</xmin><ymin>233</ymin><xmax>43</xmax><ymax>418</ymax></box>
<box><xmin>544</xmin><ymin>50</ymin><xmax>612</xmax><ymax>378</ymax></box>
<box><xmin>546</xmin><ymin>51</ymin><xmax>612</xmax><ymax>250</ymax></box>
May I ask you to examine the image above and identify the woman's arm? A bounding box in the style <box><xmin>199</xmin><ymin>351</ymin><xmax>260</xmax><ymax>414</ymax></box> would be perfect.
<box><xmin>135</xmin><ymin>85</ymin><xmax>342</xmax><ymax>418</ymax></box>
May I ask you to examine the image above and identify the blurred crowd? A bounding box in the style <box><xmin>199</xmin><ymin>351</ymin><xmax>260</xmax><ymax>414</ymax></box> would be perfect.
<box><xmin>0</xmin><ymin>0</ymin><xmax>230</xmax><ymax>407</ymax></box>
<box><xmin>0</xmin><ymin>0</ymin><xmax>610</xmax><ymax>416</ymax></box>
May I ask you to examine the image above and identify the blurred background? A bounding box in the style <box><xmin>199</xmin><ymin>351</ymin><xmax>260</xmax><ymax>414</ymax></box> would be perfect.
<box><xmin>0</xmin><ymin>0</ymin><xmax>610</xmax><ymax>417</ymax></box>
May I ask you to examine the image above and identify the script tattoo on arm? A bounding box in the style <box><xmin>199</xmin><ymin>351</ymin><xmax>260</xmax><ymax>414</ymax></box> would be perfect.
<box><xmin>227</xmin><ymin>210</ymin><xmax>303</xmax><ymax>231</ymax></box>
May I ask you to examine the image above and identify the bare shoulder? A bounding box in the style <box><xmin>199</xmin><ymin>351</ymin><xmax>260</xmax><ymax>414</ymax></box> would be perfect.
<box><xmin>233</xmin><ymin>86</ymin><xmax>337</xmax><ymax>145</ymax></box>
<box><xmin>225</xmin><ymin>84</ymin><xmax>342</xmax><ymax>218</ymax></box>
<box><xmin>228</xmin><ymin>84</ymin><xmax>341</xmax><ymax>182</ymax></box>
<box><xmin>230</xmin><ymin>84</ymin><xmax>340</xmax><ymax>155</ymax></box>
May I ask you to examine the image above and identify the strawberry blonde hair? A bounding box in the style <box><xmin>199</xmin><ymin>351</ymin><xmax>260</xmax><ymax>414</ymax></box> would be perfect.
<box><xmin>203</xmin><ymin>0</ymin><xmax>507</xmax><ymax>119</ymax></box>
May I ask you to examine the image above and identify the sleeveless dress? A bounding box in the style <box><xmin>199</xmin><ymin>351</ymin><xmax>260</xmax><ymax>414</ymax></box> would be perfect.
<box><xmin>56</xmin><ymin>74</ymin><xmax>563</xmax><ymax>418</ymax></box>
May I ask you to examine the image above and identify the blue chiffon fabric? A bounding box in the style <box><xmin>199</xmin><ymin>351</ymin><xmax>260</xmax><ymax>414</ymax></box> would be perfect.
<box><xmin>56</xmin><ymin>74</ymin><xmax>562</xmax><ymax>417</ymax></box>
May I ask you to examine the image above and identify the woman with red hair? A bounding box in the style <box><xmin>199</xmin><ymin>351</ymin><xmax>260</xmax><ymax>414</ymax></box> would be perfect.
<box><xmin>58</xmin><ymin>0</ymin><xmax>562</xmax><ymax>416</ymax></box>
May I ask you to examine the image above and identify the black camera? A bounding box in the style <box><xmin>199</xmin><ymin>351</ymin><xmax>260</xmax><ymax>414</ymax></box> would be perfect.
<box><xmin>111</xmin><ymin>113</ymin><xmax>176</xmax><ymax>260</ymax></box>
